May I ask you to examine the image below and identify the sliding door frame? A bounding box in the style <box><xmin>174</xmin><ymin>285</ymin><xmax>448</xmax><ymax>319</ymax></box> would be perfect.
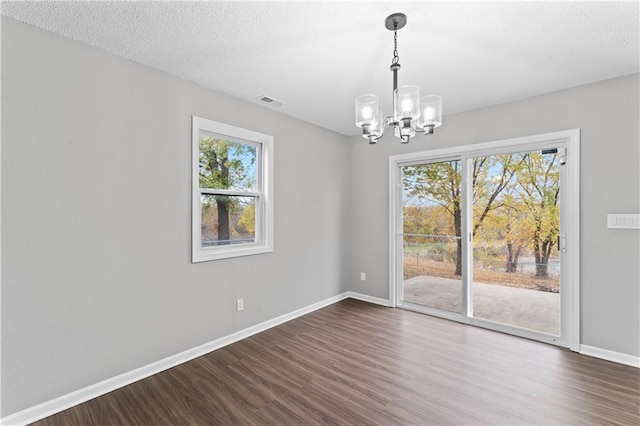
<box><xmin>389</xmin><ymin>129</ymin><xmax>580</xmax><ymax>351</ymax></box>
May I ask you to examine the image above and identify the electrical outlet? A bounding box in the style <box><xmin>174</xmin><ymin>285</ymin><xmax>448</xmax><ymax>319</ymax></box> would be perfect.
<box><xmin>360</xmin><ymin>272</ymin><xmax>366</xmax><ymax>281</ymax></box>
<box><xmin>236</xmin><ymin>298</ymin><xmax>244</xmax><ymax>312</ymax></box>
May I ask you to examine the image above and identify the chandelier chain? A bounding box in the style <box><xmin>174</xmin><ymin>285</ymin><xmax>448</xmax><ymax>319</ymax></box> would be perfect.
<box><xmin>392</xmin><ymin>28</ymin><xmax>399</xmax><ymax>65</ymax></box>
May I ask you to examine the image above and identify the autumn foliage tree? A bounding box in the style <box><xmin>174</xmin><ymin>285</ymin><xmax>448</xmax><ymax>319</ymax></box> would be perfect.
<box><xmin>403</xmin><ymin>151</ymin><xmax>560</xmax><ymax>278</ymax></box>
<box><xmin>404</xmin><ymin>156</ymin><xmax>521</xmax><ymax>275</ymax></box>
<box><xmin>403</xmin><ymin>161</ymin><xmax>463</xmax><ymax>273</ymax></box>
<box><xmin>516</xmin><ymin>152</ymin><xmax>560</xmax><ymax>277</ymax></box>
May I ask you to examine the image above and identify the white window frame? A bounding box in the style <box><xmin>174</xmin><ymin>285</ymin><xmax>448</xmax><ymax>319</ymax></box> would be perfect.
<box><xmin>192</xmin><ymin>116</ymin><xmax>274</xmax><ymax>262</ymax></box>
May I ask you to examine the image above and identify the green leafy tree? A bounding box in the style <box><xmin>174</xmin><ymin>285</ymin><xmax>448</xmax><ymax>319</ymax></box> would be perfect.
<box><xmin>199</xmin><ymin>137</ymin><xmax>255</xmax><ymax>243</ymax></box>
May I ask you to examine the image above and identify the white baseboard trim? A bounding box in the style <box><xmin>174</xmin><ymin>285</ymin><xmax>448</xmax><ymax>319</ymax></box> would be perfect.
<box><xmin>346</xmin><ymin>291</ymin><xmax>390</xmax><ymax>307</ymax></box>
<box><xmin>580</xmin><ymin>344</ymin><xmax>640</xmax><ymax>368</ymax></box>
<box><xmin>1</xmin><ymin>292</ymin><xmax>351</xmax><ymax>426</ymax></box>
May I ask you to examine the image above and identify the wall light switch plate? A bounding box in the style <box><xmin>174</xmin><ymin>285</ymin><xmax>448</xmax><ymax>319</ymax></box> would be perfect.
<box><xmin>607</xmin><ymin>214</ymin><xmax>640</xmax><ymax>229</ymax></box>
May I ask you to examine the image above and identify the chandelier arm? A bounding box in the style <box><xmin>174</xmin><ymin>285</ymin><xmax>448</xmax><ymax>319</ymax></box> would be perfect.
<box><xmin>411</xmin><ymin>122</ymin><xmax>435</xmax><ymax>135</ymax></box>
<box><xmin>367</xmin><ymin>116</ymin><xmax>396</xmax><ymax>144</ymax></box>
<box><xmin>369</xmin><ymin>134</ymin><xmax>383</xmax><ymax>144</ymax></box>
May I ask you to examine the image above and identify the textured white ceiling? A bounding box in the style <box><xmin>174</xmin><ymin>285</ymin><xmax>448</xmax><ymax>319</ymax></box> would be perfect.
<box><xmin>2</xmin><ymin>1</ymin><xmax>639</xmax><ymax>136</ymax></box>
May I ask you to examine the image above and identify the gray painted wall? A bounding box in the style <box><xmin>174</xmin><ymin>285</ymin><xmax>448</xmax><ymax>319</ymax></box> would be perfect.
<box><xmin>349</xmin><ymin>73</ymin><xmax>640</xmax><ymax>358</ymax></box>
<box><xmin>1</xmin><ymin>18</ymin><xmax>350</xmax><ymax>416</ymax></box>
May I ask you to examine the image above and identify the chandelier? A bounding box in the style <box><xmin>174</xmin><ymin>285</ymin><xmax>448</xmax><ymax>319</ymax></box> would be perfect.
<box><xmin>355</xmin><ymin>13</ymin><xmax>443</xmax><ymax>144</ymax></box>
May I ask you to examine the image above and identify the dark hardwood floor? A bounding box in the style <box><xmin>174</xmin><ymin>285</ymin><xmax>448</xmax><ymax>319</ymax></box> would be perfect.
<box><xmin>33</xmin><ymin>299</ymin><xmax>639</xmax><ymax>425</ymax></box>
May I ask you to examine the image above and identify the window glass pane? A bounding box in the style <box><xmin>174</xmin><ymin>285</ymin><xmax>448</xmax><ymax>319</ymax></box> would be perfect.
<box><xmin>201</xmin><ymin>194</ymin><xmax>256</xmax><ymax>247</ymax></box>
<box><xmin>401</xmin><ymin>161</ymin><xmax>462</xmax><ymax>313</ymax></box>
<box><xmin>471</xmin><ymin>151</ymin><xmax>561</xmax><ymax>335</ymax></box>
<box><xmin>199</xmin><ymin>134</ymin><xmax>258</xmax><ymax>191</ymax></box>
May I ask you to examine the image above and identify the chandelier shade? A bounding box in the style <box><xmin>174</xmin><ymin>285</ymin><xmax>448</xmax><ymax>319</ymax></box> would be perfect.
<box><xmin>394</xmin><ymin>85</ymin><xmax>420</xmax><ymax>121</ymax></box>
<box><xmin>355</xmin><ymin>13</ymin><xmax>443</xmax><ymax>144</ymax></box>
<box><xmin>355</xmin><ymin>94</ymin><xmax>379</xmax><ymax>128</ymax></box>
<box><xmin>417</xmin><ymin>95</ymin><xmax>443</xmax><ymax>131</ymax></box>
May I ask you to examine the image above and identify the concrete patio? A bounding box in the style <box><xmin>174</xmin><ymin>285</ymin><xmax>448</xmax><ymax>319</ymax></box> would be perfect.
<box><xmin>403</xmin><ymin>275</ymin><xmax>560</xmax><ymax>335</ymax></box>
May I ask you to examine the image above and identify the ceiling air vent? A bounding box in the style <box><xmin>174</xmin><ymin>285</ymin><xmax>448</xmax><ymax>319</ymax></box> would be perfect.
<box><xmin>255</xmin><ymin>95</ymin><xmax>284</xmax><ymax>108</ymax></box>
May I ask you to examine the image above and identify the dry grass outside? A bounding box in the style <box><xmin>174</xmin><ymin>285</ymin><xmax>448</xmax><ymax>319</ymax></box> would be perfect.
<box><xmin>403</xmin><ymin>259</ymin><xmax>559</xmax><ymax>293</ymax></box>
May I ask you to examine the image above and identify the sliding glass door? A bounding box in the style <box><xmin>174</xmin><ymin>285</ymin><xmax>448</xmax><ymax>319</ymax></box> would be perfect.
<box><xmin>392</xmin><ymin>131</ymin><xmax>578</xmax><ymax>348</ymax></box>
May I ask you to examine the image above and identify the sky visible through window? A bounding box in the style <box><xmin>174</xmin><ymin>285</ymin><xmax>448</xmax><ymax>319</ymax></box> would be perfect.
<box><xmin>199</xmin><ymin>134</ymin><xmax>258</xmax><ymax>191</ymax></box>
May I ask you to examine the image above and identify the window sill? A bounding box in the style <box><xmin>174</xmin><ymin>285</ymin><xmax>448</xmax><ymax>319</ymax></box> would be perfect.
<box><xmin>192</xmin><ymin>243</ymin><xmax>273</xmax><ymax>263</ymax></box>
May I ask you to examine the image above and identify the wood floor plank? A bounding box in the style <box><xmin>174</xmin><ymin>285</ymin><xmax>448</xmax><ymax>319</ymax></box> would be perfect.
<box><xmin>32</xmin><ymin>299</ymin><xmax>640</xmax><ymax>425</ymax></box>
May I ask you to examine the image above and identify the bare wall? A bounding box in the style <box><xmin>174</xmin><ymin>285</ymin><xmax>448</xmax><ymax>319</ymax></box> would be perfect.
<box><xmin>1</xmin><ymin>17</ymin><xmax>350</xmax><ymax>416</ymax></box>
<box><xmin>349</xmin><ymin>73</ymin><xmax>640</xmax><ymax>358</ymax></box>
